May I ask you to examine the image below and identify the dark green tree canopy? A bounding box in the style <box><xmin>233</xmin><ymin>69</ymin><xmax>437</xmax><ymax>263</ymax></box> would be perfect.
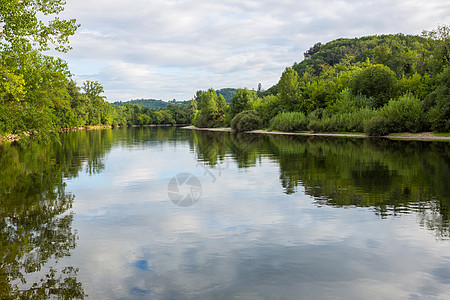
<box><xmin>349</xmin><ymin>64</ymin><xmax>397</xmax><ymax>107</ymax></box>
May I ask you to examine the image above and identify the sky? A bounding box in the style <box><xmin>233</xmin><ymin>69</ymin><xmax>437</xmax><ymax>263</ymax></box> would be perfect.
<box><xmin>54</xmin><ymin>0</ymin><xmax>450</xmax><ymax>102</ymax></box>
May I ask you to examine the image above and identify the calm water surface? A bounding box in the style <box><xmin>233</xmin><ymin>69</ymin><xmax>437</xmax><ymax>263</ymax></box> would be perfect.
<box><xmin>1</xmin><ymin>127</ymin><xmax>450</xmax><ymax>299</ymax></box>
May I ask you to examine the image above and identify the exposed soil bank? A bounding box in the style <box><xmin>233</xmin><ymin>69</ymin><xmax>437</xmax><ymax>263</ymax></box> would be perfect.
<box><xmin>181</xmin><ymin>126</ymin><xmax>450</xmax><ymax>141</ymax></box>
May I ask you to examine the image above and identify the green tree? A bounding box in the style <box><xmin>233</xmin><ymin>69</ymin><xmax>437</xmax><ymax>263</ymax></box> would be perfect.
<box><xmin>0</xmin><ymin>0</ymin><xmax>79</xmax><ymax>142</ymax></box>
<box><xmin>349</xmin><ymin>63</ymin><xmax>397</xmax><ymax>108</ymax></box>
<box><xmin>82</xmin><ymin>80</ymin><xmax>104</xmax><ymax>98</ymax></box>
<box><xmin>0</xmin><ymin>0</ymin><xmax>79</xmax><ymax>52</ymax></box>
<box><xmin>82</xmin><ymin>81</ymin><xmax>107</xmax><ymax>125</ymax></box>
<box><xmin>195</xmin><ymin>88</ymin><xmax>226</xmax><ymax>128</ymax></box>
<box><xmin>229</xmin><ymin>88</ymin><xmax>257</xmax><ymax>120</ymax></box>
<box><xmin>0</xmin><ymin>0</ymin><xmax>78</xmax><ymax>100</ymax></box>
<box><xmin>277</xmin><ymin>67</ymin><xmax>301</xmax><ymax>112</ymax></box>
<box><xmin>425</xmin><ymin>65</ymin><xmax>450</xmax><ymax>132</ymax></box>
<box><xmin>422</xmin><ymin>24</ymin><xmax>450</xmax><ymax>74</ymax></box>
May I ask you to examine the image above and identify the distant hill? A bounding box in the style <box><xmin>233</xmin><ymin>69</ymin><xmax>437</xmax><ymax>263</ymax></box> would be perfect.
<box><xmin>292</xmin><ymin>34</ymin><xmax>429</xmax><ymax>76</ymax></box>
<box><xmin>216</xmin><ymin>88</ymin><xmax>237</xmax><ymax>103</ymax></box>
<box><xmin>112</xmin><ymin>99</ymin><xmax>189</xmax><ymax>110</ymax></box>
<box><xmin>112</xmin><ymin>89</ymin><xmax>238</xmax><ymax>108</ymax></box>
<box><xmin>261</xmin><ymin>33</ymin><xmax>431</xmax><ymax>96</ymax></box>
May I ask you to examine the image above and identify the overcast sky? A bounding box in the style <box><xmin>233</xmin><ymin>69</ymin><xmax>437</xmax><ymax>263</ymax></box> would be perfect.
<box><xmin>56</xmin><ymin>0</ymin><xmax>450</xmax><ymax>102</ymax></box>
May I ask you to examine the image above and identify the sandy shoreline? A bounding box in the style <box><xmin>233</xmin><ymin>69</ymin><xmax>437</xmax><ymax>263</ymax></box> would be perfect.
<box><xmin>181</xmin><ymin>125</ymin><xmax>450</xmax><ymax>141</ymax></box>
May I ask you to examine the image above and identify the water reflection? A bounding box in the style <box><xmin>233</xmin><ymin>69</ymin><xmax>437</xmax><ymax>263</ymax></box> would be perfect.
<box><xmin>0</xmin><ymin>143</ymin><xmax>85</xmax><ymax>298</ymax></box>
<box><xmin>189</xmin><ymin>130</ymin><xmax>450</xmax><ymax>238</ymax></box>
<box><xmin>1</xmin><ymin>127</ymin><xmax>450</xmax><ymax>299</ymax></box>
<box><xmin>0</xmin><ymin>128</ymin><xmax>130</xmax><ymax>298</ymax></box>
<box><xmin>0</xmin><ymin>127</ymin><xmax>202</xmax><ymax>298</ymax></box>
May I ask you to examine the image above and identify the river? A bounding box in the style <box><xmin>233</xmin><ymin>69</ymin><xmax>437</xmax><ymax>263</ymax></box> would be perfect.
<box><xmin>1</xmin><ymin>127</ymin><xmax>449</xmax><ymax>299</ymax></box>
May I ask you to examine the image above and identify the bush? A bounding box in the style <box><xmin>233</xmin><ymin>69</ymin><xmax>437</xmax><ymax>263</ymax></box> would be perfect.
<box><xmin>381</xmin><ymin>93</ymin><xmax>424</xmax><ymax>133</ymax></box>
<box><xmin>270</xmin><ymin>112</ymin><xmax>308</xmax><ymax>132</ymax></box>
<box><xmin>364</xmin><ymin>115</ymin><xmax>391</xmax><ymax>136</ymax></box>
<box><xmin>307</xmin><ymin>120</ymin><xmax>324</xmax><ymax>132</ymax></box>
<box><xmin>343</xmin><ymin>108</ymin><xmax>378</xmax><ymax>132</ymax></box>
<box><xmin>307</xmin><ymin>108</ymin><xmax>377</xmax><ymax>133</ymax></box>
<box><xmin>253</xmin><ymin>95</ymin><xmax>283</xmax><ymax>127</ymax></box>
<box><xmin>428</xmin><ymin>106</ymin><xmax>450</xmax><ymax>132</ymax></box>
<box><xmin>231</xmin><ymin>110</ymin><xmax>263</xmax><ymax>132</ymax></box>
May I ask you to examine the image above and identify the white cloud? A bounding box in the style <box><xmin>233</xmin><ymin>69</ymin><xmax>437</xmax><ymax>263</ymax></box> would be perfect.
<box><xmin>53</xmin><ymin>0</ymin><xmax>450</xmax><ymax>101</ymax></box>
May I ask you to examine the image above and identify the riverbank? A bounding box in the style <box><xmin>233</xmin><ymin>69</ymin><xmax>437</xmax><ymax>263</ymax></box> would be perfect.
<box><xmin>181</xmin><ymin>125</ymin><xmax>450</xmax><ymax>141</ymax></box>
<box><xmin>0</xmin><ymin>124</ymin><xmax>194</xmax><ymax>145</ymax></box>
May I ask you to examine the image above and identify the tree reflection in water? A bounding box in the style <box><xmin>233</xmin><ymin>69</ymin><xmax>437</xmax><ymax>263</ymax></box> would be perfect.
<box><xmin>190</xmin><ymin>130</ymin><xmax>450</xmax><ymax>239</ymax></box>
<box><xmin>1</xmin><ymin>127</ymin><xmax>449</xmax><ymax>299</ymax></box>
<box><xmin>0</xmin><ymin>127</ymin><xmax>189</xmax><ymax>299</ymax></box>
<box><xmin>0</xmin><ymin>142</ymin><xmax>85</xmax><ymax>299</ymax></box>
<box><xmin>0</xmin><ymin>128</ymin><xmax>126</xmax><ymax>299</ymax></box>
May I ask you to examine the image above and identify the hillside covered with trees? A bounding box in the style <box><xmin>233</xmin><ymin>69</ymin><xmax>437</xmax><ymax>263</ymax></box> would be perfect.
<box><xmin>0</xmin><ymin>0</ymin><xmax>448</xmax><ymax>144</ymax></box>
<box><xmin>216</xmin><ymin>88</ymin><xmax>238</xmax><ymax>103</ymax></box>
<box><xmin>193</xmin><ymin>26</ymin><xmax>450</xmax><ymax>135</ymax></box>
<box><xmin>112</xmin><ymin>99</ymin><xmax>191</xmax><ymax>110</ymax></box>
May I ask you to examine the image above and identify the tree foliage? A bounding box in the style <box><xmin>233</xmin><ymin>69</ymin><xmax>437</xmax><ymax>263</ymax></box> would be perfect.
<box><xmin>229</xmin><ymin>88</ymin><xmax>257</xmax><ymax>120</ymax></box>
<box><xmin>194</xmin><ymin>88</ymin><xmax>227</xmax><ymax>128</ymax></box>
<box><xmin>349</xmin><ymin>63</ymin><xmax>397</xmax><ymax>108</ymax></box>
<box><xmin>230</xmin><ymin>110</ymin><xmax>262</xmax><ymax>132</ymax></box>
<box><xmin>277</xmin><ymin>67</ymin><xmax>301</xmax><ymax>112</ymax></box>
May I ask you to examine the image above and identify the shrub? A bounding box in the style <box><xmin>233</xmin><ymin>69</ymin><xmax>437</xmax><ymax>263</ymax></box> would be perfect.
<box><xmin>427</xmin><ymin>106</ymin><xmax>450</xmax><ymax>132</ymax></box>
<box><xmin>307</xmin><ymin>108</ymin><xmax>377</xmax><ymax>133</ymax></box>
<box><xmin>253</xmin><ymin>95</ymin><xmax>283</xmax><ymax>127</ymax></box>
<box><xmin>381</xmin><ymin>93</ymin><xmax>424</xmax><ymax>133</ymax></box>
<box><xmin>270</xmin><ymin>112</ymin><xmax>308</xmax><ymax>132</ymax></box>
<box><xmin>307</xmin><ymin>115</ymin><xmax>344</xmax><ymax>132</ymax></box>
<box><xmin>231</xmin><ymin>110</ymin><xmax>263</xmax><ymax>132</ymax></box>
<box><xmin>307</xmin><ymin>120</ymin><xmax>324</xmax><ymax>132</ymax></box>
<box><xmin>364</xmin><ymin>115</ymin><xmax>391</xmax><ymax>136</ymax></box>
<box><xmin>344</xmin><ymin>108</ymin><xmax>378</xmax><ymax>132</ymax></box>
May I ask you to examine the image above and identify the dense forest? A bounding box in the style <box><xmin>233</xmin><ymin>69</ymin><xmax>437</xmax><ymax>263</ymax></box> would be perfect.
<box><xmin>0</xmin><ymin>0</ymin><xmax>449</xmax><ymax>144</ymax></box>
